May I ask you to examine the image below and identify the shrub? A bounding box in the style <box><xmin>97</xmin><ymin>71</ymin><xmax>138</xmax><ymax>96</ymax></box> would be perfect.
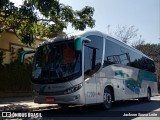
<box><xmin>0</xmin><ymin>48</ymin><xmax>33</xmax><ymax>92</ymax></box>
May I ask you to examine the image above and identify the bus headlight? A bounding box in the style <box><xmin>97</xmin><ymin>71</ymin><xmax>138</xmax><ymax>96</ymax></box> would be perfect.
<box><xmin>64</xmin><ymin>83</ymin><xmax>83</xmax><ymax>94</ymax></box>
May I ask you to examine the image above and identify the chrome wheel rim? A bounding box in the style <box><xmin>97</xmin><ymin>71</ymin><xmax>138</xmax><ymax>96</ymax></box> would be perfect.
<box><xmin>104</xmin><ymin>92</ymin><xmax>112</xmax><ymax>104</ymax></box>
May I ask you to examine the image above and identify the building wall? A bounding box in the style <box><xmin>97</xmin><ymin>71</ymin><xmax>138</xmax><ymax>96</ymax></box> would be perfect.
<box><xmin>0</xmin><ymin>31</ymin><xmax>45</xmax><ymax>64</ymax></box>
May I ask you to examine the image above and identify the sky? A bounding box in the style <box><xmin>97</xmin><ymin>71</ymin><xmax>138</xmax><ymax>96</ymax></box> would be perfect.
<box><xmin>11</xmin><ymin>0</ymin><xmax>160</xmax><ymax>44</ymax></box>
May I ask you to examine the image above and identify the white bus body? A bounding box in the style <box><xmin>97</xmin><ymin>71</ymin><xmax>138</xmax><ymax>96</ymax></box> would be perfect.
<box><xmin>29</xmin><ymin>31</ymin><xmax>158</xmax><ymax>109</ymax></box>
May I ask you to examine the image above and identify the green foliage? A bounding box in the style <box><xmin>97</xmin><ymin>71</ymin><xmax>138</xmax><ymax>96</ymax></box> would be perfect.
<box><xmin>0</xmin><ymin>61</ymin><xmax>32</xmax><ymax>92</ymax></box>
<box><xmin>0</xmin><ymin>50</ymin><xmax>5</xmax><ymax>65</ymax></box>
<box><xmin>0</xmin><ymin>48</ymin><xmax>33</xmax><ymax>92</ymax></box>
<box><xmin>0</xmin><ymin>0</ymin><xmax>95</xmax><ymax>46</ymax></box>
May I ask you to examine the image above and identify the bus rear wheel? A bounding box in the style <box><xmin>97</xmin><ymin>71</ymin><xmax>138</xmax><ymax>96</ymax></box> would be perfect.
<box><xmin>101</xmin><ymin>87</ymin><xmax>113</xmax><ymax>110</ymax></box>
<box><xmin>145</xmin><ymin>88</ymin><xmax>151</xmax><ymax>102</ymax></box>
<box><xmin>139</xmin><ymin>88</ymin><xmax>151</xmax><ymax>102</ymax></box>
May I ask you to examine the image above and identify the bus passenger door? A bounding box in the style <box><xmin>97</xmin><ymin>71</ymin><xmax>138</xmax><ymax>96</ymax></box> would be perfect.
<box><xmin>84</xmin><ymin>46</ymin><xmax>97</xmax><ymax>104</ymax></box>
<box><xmin>83</xmin><ymin>35</ymin><xmax>104</xmax><ymax>104</ymax></box>
<box><xmin>84</xmin><ymin>75</ymin><xmax>97</xmax><ymax>104</ymax></box>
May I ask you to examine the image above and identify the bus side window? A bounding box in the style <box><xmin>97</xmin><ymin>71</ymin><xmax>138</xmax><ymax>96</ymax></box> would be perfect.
<box><xmin>104</xmin><ymin>39</ymin><xmax>131</xmax><ymax>67</ymax></box>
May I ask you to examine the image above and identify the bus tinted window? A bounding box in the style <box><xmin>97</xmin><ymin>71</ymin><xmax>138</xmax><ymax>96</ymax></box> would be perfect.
<box><xmin>129</xmin><ymin>51</ymin><xmax>155</xmax><ymax>72</ymax></box>
<box><xmin>104</xmin><ymin>39</ymin><xmax>130</xmax><ymax>67</ymax></box>
<box><xmin>104</xmin><ymin>39</ymin><xmax>155</xmax><ymax>73</ymax></box>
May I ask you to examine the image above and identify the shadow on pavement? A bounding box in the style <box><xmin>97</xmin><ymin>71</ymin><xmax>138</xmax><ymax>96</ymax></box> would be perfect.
<box><xmin>33</xmin><ymin>99</ymin><xmax>160</xmax><ymax>118</ymax></box>
<box><xmin>0</xmin><ymin>104</ymin><xmax>30</xmax><ymax>112</ymax></box>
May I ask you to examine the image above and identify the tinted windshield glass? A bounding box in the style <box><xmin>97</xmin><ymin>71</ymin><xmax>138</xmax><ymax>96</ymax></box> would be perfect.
<box><xmin>32</xmin><ymin>41</ymin><xmax>81</xmax><ymax>82</ymax></box>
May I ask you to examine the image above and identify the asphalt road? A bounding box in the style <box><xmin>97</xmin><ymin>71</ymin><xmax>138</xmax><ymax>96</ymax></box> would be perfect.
<box><xmin>33</xmin><ymin>96</ymin><xmax>160</xmax><ymax>120</ymax></box>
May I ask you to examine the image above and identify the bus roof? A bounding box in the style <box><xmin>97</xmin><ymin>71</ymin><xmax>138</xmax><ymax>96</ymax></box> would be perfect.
<box><xmin>72</xmin><ymin>30</ymin><xmax>153</xmax><ymax>61</ymax></box>
<box><xmin>39</xmin><ymin>30</ymin><xmax>153</xmax><ymax>61</ymax></box>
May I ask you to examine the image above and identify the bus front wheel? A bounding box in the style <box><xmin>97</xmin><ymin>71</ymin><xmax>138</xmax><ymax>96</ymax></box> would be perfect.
<box><xmin>101</xmin><ymin>87</ymin><xmax>113</xmax><ymax>110</ymax></box>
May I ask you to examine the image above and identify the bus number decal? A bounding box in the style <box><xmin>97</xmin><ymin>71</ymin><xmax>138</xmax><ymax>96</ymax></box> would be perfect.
<box><xmin>86</xmin><ymin>92</ymin><xmax>96</xmax><ymax>97</ymax></box>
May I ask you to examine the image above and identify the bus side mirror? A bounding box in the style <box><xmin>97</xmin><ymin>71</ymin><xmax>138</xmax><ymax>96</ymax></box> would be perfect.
<box><xmin>74</xmin><ymin>37</ymin><xmax>91</xmax><ymax>51</ymax></box>
<box><xmin>20</xmin><ymin>50</ymin><xmax>35</xmax><ymax>63</ymax></box>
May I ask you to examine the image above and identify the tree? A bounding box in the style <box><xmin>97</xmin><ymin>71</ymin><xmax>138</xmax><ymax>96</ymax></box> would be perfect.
<box><xmin>107</xmin><ymin>25</ymin><xmax>142</xmax><ymax>44</ymax></box>
<box><xmin>136</xmin><ymin>43</ymin><xmax>160</xmax><ymax>62</ymax></box>
<box><xmin>131</xmin><ymin>35</ymin><xmax>145</xmax><ymax>47</ymax></box>
<box><xmin>0</xmin><ymin>0</ymin><xmax>95</xmax><ymax>46</ymax></box>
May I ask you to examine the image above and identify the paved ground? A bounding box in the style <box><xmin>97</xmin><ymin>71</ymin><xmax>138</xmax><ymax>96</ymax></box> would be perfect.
<box><xmin>0</xmin><ymin>97</ymin><xmax>57</xmax><ymax>112</ymax></box>
<box><xmin>0</xmin><ymin>95</ymin><xmax>159</xmax><ymax>120</ymax></box>
<box><xmin>32</xmin><ymin>95</ymin><xmax>160</xmax><ymax>120</ymax></box>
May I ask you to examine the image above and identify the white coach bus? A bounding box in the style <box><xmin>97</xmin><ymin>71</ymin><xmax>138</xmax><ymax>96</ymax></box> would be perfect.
<box><xmin>21</xmin><ymin>31</ymin><xmax>158</xmax><ymax>109</ymax></box>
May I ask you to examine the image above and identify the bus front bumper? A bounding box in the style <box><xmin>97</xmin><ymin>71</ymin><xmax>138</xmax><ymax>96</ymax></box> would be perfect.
<box><xmin>33</xmin><ymin>92</ymin><xmax>84</xmax><ymax>105</ymax></box>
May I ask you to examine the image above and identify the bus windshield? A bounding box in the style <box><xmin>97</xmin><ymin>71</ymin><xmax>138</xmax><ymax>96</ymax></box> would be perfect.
<box><xmin>32</xmin><ymin>40</ymin><xmax>81</xmax><ymax>83</ymax></box>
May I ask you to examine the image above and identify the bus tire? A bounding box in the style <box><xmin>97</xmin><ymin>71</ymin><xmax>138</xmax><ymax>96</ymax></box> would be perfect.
<box><xmin>144</xmin><ymin>88</ymin><xmax>151</xmax><ymax>102</ymax></box>
<box><xmin>101</xmin><ymin>87</ymin><xmax>113</xmax><ymax>110</ymax></box>
<box><xmin>58</xmin><ymin>104</ymin><xmax>69</xmax><ymax>109</ymax></box>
